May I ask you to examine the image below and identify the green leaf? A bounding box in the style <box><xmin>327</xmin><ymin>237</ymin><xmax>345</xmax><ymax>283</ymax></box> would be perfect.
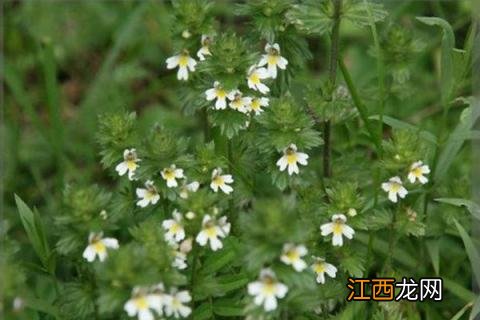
<box><xmin>450</xmin><ymin>302</ymin><xmax>472</xmax><ymax>320</ymax></box>
<box><xmin>191</xmin><ymin>302</ymin><xmax>213</xmax><ymax>320</ymax></box>
<box><xmin>369</xmin><ymin>114</ymin><xmax>437</xmax><ymax>144</ymax></box>
<box><xmin>425</xmin><ymin>240</ymin><xmax>440</xmax><ymax>275</ymax></box>
<box><xmin>453</xmin><ymin>219</ymin><xmax>480</xmax><ymax>286</ymax></box>
<box><xmin>416</xmin><ymin>17</ymin><xmax>455</xmax><ymax>107</ymax></box>
<box><xmin>213</xmin><ymin>298</ymin><xmax>245</xmax><ymax>317</ymax></box>
<box><xmin>200</xmin><ymin>248</ymin><xmax>237</xmax><ymax>275</ymax></box>
<box><xmin>24</xmin><ymin>297</ymin><xmax>61</xmax><ymax>319</ymax></box>
<box><xmin>435</xmin><ymin>198</ymin><xmax>480</xmax><ymax>220</ymax></box>
<box><xmin>443</xmin><ymin>277</ymin><xmax>476</xmax><ymax>303</ymax></box>
<box><xmin>14</xmin><ymin>194</ymin><xmax>54</xmax><ymax>273</ymax></box>
<box><xmin>434</xmin><ymin>102</ymin><xmax>480</xmax><ymax>182</ymax></box>
<box><xmin>216</xmin><ymin>273</ymin><xmax>250</xmax><ymax>294</ymax></box>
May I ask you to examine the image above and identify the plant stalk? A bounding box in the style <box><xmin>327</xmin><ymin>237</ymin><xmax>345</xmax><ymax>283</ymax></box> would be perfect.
<box><xmin>323</xmin><ymin>0</ymin><xmax>342</xmax><ymax>178</ymax></box>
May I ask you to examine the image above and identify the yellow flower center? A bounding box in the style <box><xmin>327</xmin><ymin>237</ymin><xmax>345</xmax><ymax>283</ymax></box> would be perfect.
<box><xmin>250</xmin><ymin>99</ymin><xmax>261</xmax><ymax>110</ymax></box>
<box><xmin>249</xmin><ymin>73</ymin><xmax>260</xmax><ymax>84</ymax></box>
<box><xmin>163</xmin><ymin>169</ymin><xmax>176</xmax><ymax>180</ymax></box>
<box><xmin>390</xmin><ymin>183</ymin><xmax>401</xmax><ymax>192</ymax></box>
<box><xmin>133</xmin><ymin>296</ymin><xmax>149</xmax><ymax>310</ymax></box>
<box><xmin>332</xmin><ymin>222</ymin><xmax>344</xmax><ymax>235</ymax></box>
<box><xmin>285</xmin><ymin>249</ymin><xmax>300</xmax><ymax>261</ymax></box>
<box><xmin>170</xmin><ymin>223</ymin><xmax>181</xmax><ymax>233</ymax></box>
<box><xmin>313</xmin><ymin>262</ymin><xmax>326</xmax><ymax>274</ymax></box>
<box><xmin>126</xmin><ymin>160</ymin><xmax>137</xmax><ymax>171</ymax></box>
<box><xmin>267</xmin><ymin>54</ymin><xmax>279</xmax><ymax>65</ymax></box>
<box><xmin>261</xmin><ymin>279</ymin><xmax>276</xmax><ymax>295</ymax></box>
<box><xmin>172</xmin><ymin>297</ymin><xmax>181</xmax><ymax>308</ymax></box>
<box><xmin>205</xmin><ymin>226</ymin><xmax>218</xmax><ymax>237</ymax></box>
<box><xmin>93</xmin><ymin>241</ymin><xmax>106</xmax><ymax>254</ymax></box>
<box><xmin>216</xmin><ymin>89</ymin><xmax>226</xmax><ymax>98</ymax></box>
<box><xmin>178</xmin><ymin>55</ymin><xmax>189</xmax><ymax>67</ymax></box>
<box><xmin>412</xmin><ymin>167</ymin><xmax>423</xmax><ymax>177</ymax></box>
<box><xmin>286</xmin><ymin>153</ymin><xmax>298</xmax><ymax>165</ymax></box>
<box><xmin>145</xmin><ymin>190</ymin><xmax>156</xmax><ymax>200</ymax></box>
<box><xmin>213</xmin><ymin>175</ymin><xmax>224</xmax><ymax>186</ymax></box>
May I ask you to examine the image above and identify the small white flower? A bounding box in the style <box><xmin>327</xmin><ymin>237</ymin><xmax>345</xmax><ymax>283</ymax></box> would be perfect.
<box><xmin>115</xmin><ymin>149</ymin><xmax>141</xmax><ymax>180</ymax></box>
<box><xmin>320</xmin><ymin>214</ymin><xmax>355</xmax><ymax>247</ymax></box>
<box><xmin>185</xmin><ymin>211</ymin><xmax>196</xmax><ymax>220</ymax></box>
<box><xmin>124</xmin><ymin>288</ymin><xmax>164</xmax><ymax>320</ymax></box>
<box><xmin>381</xmin><ymin>176</ymin><xmax>408</xmax><ymax>203</ymax></box>
<box><xmin>311</xmin><ymin>257</ymin><xmax>337</xmax><ymax>284</ymax></box>
<box><xmin>280</xmin><ymin>243</ymin><xmax>308</xmax><ymax>272</ymax></box>
<box><xmin>162</xmin><ymin>210</ymin><xmax>186</xmax><ymax>244</ymax></box>
<box><xmin>164</xmin><ymin>289</ymin><xmax>192</xmax><ymax>318</ymax></box>
<box><xmin>197</xmin><ymin>34</ymin><xmax>212</xmax><ymax>61</ymax></box>
<box><xmin>205</xmin><ymin>81</ymin><xmax>232</xmax><ymax>110</ymax></box>
<box><xmin>347</xmin><ymin>208</ymin><xmax>357</xmax><ymax>217</ymax></box>
<box><xmin>136</xmin><ymin>180</ymin><xmax>160</xmax><ymax>208</ymax></box>
<box><xmin>170</xmin><ymin>243</ymin><xmax>188</xmax><ymax>270</ymax></box>
<box><xmin>181</xmin><ymin>30</ymin><xmax>191</xmax><ymax>39</ymax></box>
<box><xmin>228</xmin><ymin>90</ymin><xmax>251</xmax><ymax>114</ymax></box>
<box><xmin>195</xmin><ymin>214</ymin><xmax>231</xmax><ymax>251</ymax></box>
<box><xmin>210</xmin><ymin>168</ymin><xmax>234</xmax><ymax>194</ymax></box>
<box><xmin>247</xmin><ymin>268</ymin><xmax>288</xmax><ymax>312</ymax></box>
<box><xmin>246</xmin><ymin>97</ymin><xmax>269</xmax><ymax>115</ymax></box>
<box><xmin>258</xmin><ymin>43</ymin><xmax>288</xmax><ymax>79</ymax></box>
<box><xmin>407</xmin><ymin>161</ymin><xmax>430</xmax><ymax>184</ymax></box>
<box><xmin>166</xmin><ymin>51</ymin><xmax>197</xmax><ymax>81</ymax></box>
<box><xmin>82</xmin><ymin>232</ymin><xmax>119</xmax><ymax>262</ymax></box>
<box><xmin>179</xmin><ymin>180</ymin><xmax>200</xmax><ymax>199</ymax></box>
<box><xmin>276</xmin><ymin>143</ymin><xmax>309</xmax><ymax>175</ymax></box>
<box><xmin>247</xmin><ymin>65</ymin><xmax>270</xmax><ymax>94</ymax></box>
<box><xmin>161</xmin><ymin>164</ymin><xmax>184</xmax><ymax>188</ymax></box>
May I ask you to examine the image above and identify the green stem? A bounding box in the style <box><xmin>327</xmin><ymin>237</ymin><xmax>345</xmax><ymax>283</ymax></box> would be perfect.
<box><xmin>339</xmin><ymin>59</ymin><xmax>382</xmax><ymax>152</ymax></box>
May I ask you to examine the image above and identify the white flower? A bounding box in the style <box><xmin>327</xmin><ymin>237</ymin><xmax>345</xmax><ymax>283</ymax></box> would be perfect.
<box><xmin>185</xmin><ymin>211</ymin><xmax>196</xmax><ymax>220</ymax></box>
<box><xmin>166</xmin><ymin>51</ymin><xmax>197</xmax><ymax>81</ymax></box>
<box><xmin>228</xmin><ymin>90</ymin><xmax>251</xmax><ymax>114</ymax></box>
<box><xmin>276</xmin><ymin>143</ymin><xmax>309</xmax><ymax>175</ymax></box>
<box><xmin>164</xmin><ymin>289</ymin><xmax>192</xmax><ymax>318</ymax></box>
<box><xmin>311</xmin><ymin>257</ymin><xmax>337</xmax><ymax>284</ymax></box>
<box><xmin>258</xmin><ymin>43</ymin><xmax>288</xmax><ymax>79</ymax></box>
<box><xmin>246</xmin><ymin>97</ymin><xmax>269</xmax><ymax>115</ymax></box>
<box><xmin>320</xmin><ymin>214</ymin><xmax>355</xmax><ymax>247</ymax></box>
<box><xmin>179</xmin><ymin>181</ymin><xmax>200</xmax><ymax>199</ymax></box>
<box><xmin>115</xmin><ymin>149</ymin><xmax>141</xmax><ymax>180</ymax></box>
<box><xmin>197</xmin><ymin>35</ymin><xmax>212</xmax><ymax>61</ymax></box>
<box><xmin>136</xmin><ymin>180</ymin><xmax>160</xmax><ymax>208</ymax></box>
<box><xmin>162</xmin><ymin>210</ymin><xmax>185</xmax><ymax>244</ymax></box>
<box><xmin>161</xmin><ymin>164</ymin><xmax>184</xmax><ymax>188</ymax></box>
<box><xmin>247</xmin><ymin>268</ymin><xmax>288</xmax><ymax>312</ymax></box>
<box><xmin>195</xmin><ymin>214</ymin><xmax>231</xmax><ymax>251</ymax></box>
<box><xmin>381</xmin><ymin>176</ymin><xmax>408</xmax><ymax>203</ymax></box>
<box><xmin>170</xmin><ymin>244</ymin><xmax>188</xmax><ymax>270</ymax></box>
<box><xmin>407</xmin><ymin>161</ymin><xmax>430</xmax><ymax>184</ymax></box>
<box><xmin>247</xmin><ymin>65</ymin><xmax>270</xmax><ymax>94</ymax></box>
<box><xmin>82</xmin><ymin>232</ymin><xmax>119</xmax><ymax>262</ymax></box>
<box><xmin>124</xmin><ymin>288</ymin><xmax>164</xmax><ymax>320</ymax></box>
<box><xmin>205</xmin><ymin>81</ymin><xmax>232</xmax><ymax>110</ymax></box>
<box><xmin>210</xmin><ymin>168</ymin><xmax>234</xmax><ymax>194</ymax></box>
<box><xmin>347</xmin><ymin>208</ymin><xmax>357</xmax><ymax>217</ymax></box>
<box><xmin>280</xmin><ymin>243</ymin><xmax>308</xmax><ymax>272</ymax></box>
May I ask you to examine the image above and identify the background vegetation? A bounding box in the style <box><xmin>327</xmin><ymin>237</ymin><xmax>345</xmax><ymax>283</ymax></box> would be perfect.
<box><xmin>1</xmin><ymin>0</ymin><xmax>479</xmax><ymax>319</ymax></box>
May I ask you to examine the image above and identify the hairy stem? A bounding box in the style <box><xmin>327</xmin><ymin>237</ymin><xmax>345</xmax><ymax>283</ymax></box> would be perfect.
<box><xmin>323</xmin><ymin>0</ymin><xmax>343</xmax><ymax>178</ymax></box>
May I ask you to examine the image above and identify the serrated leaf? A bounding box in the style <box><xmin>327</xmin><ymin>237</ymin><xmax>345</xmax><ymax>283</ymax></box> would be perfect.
<box><xmin>213</xmin><ymin>298</ymin><xmax>245</xmax><ymax>317</ymax></box>
<box><xmin>191</xmin><ymin>302</ymin><xmax>213</xmax><ymax>320</ymax></box>
<box><xmin>200</xmin><ymin>248</ymin><xmax>237</xmax><ymax>275</ymax></box>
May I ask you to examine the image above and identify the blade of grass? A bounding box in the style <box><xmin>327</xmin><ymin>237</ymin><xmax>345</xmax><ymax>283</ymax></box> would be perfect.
<box><xmin>453</xmin><ymin>219</ymin><xmax>480</xmax><ymax>287</ymax></box>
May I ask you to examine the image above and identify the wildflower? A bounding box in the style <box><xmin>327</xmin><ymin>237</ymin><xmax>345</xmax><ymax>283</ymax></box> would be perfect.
<box><xmin>196</xmin><ymin>214</ymin><xmax>231</xmax><ymax>251</ymax></box>
<box><xmin>381</xmin><ymin>176</ymin><xmax>408</xmax><ymax>203</ymax></box>
<box><xmin>82</xmin><ymin>232</ymin><xmax>119</xmax><ymax>262</ymax></box>
<box><xmin>258</xmin><ymin>43</ymin><xmax>288</xmax><ymax>79</ymax></box>
<box><xmin>276</xmin><ymin>143</ymin><xmax>309</xmax><ymax>175</ymax></box>
<box><xmin>179</xmin><ymin>181</ymin><xmax>200</xmax><ymax>199</ymax></box>
<box><xmin>185</xmin><ymin>211</ymin><xmax>196</xmax><ymax>220</ymax></box>
<box><xmin>181</xmin><ymin>30</ymin><xmax>191</xmax><ymax>39</ymax></box>
<box><xmin>115</xmin><ymin>148</ymin><xmax>140</xmax><ymax>180</ymax></box>
<box><xmin>166</xmin><ymin>50</ymin><xmax>197</xmax><ymax>81</ymax></box>
<box><xmin>407</xmin><ymin>161</ymin><xmax>430</xmax><ymax>184</ymax></box>
<box><xmin>161</xmin><ymin>164</ymin><xmax>184</xmax><ymax>188</ymax></box>
<box><xmin>162</xmin><ymin>210</ymin><xmax>185</xmax><ymax>244</ymax></box>
<box><xmin>124</xmin><ymin>287</ymin><xmax>163</xmax><ymax>320</ymax></box>
<box><xmin>197</xmin><ymin>35</ymin><xmax>212</xmax><ymax>61</ymax></box>
<box><xmin>164</xmin><ymin>289</ymin><xmax>192</xmax><ymax>318</ymax></box>
<box><xmin>136</xmin><ymin>180</ymin><xmax>160</xmax><ymax>208</ymax></box>
<box><xmin>320</xmin><ymin>214</ymin><xmax>355</xmax><ymax>247</ymax></box>
<box><xmin>246</xmin><ymin>97</ymin><xmax>269</xmax><ymax>115</ymax></box>
<box><xmin>170</xmin><ymin>244</ymin><xmax>187</xmax><ymax>270</ymax></box>
<box><xmin>210</xmin><ymin>168</ymin><xmax>234</xmax><ymax>194</ymax></box>
<box><xmin>280</xmin><ymin>243</ymin><xmax>308</xmax><ymax>272</ymax></box>
<box><xmin>247</xmin><ymin>268</ymin><xmax>288</xmax><ymax>312</ymax></box>
<box><xmin>205</xmin><ymin>81</ymin><xmax>231</xmax><ymax>110</ymax></box>
<box><xmin>347</xmin><ymin>208</ymin><xmax>357</xmax><ymax>217</ymax></box>
<box><xmin>247</xmin><ymin>65</ymin><xmax>270</xmax><ymax>94</ymax></box>
<box><xmin>311</xmin><ymin>257</ymin><xmax>337</xmax><ymax>284</ymax></box>
<box><xmin>228</xmin><ymin>90</ymin><xmax>251</xmax><ymax>114</ymax></box>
